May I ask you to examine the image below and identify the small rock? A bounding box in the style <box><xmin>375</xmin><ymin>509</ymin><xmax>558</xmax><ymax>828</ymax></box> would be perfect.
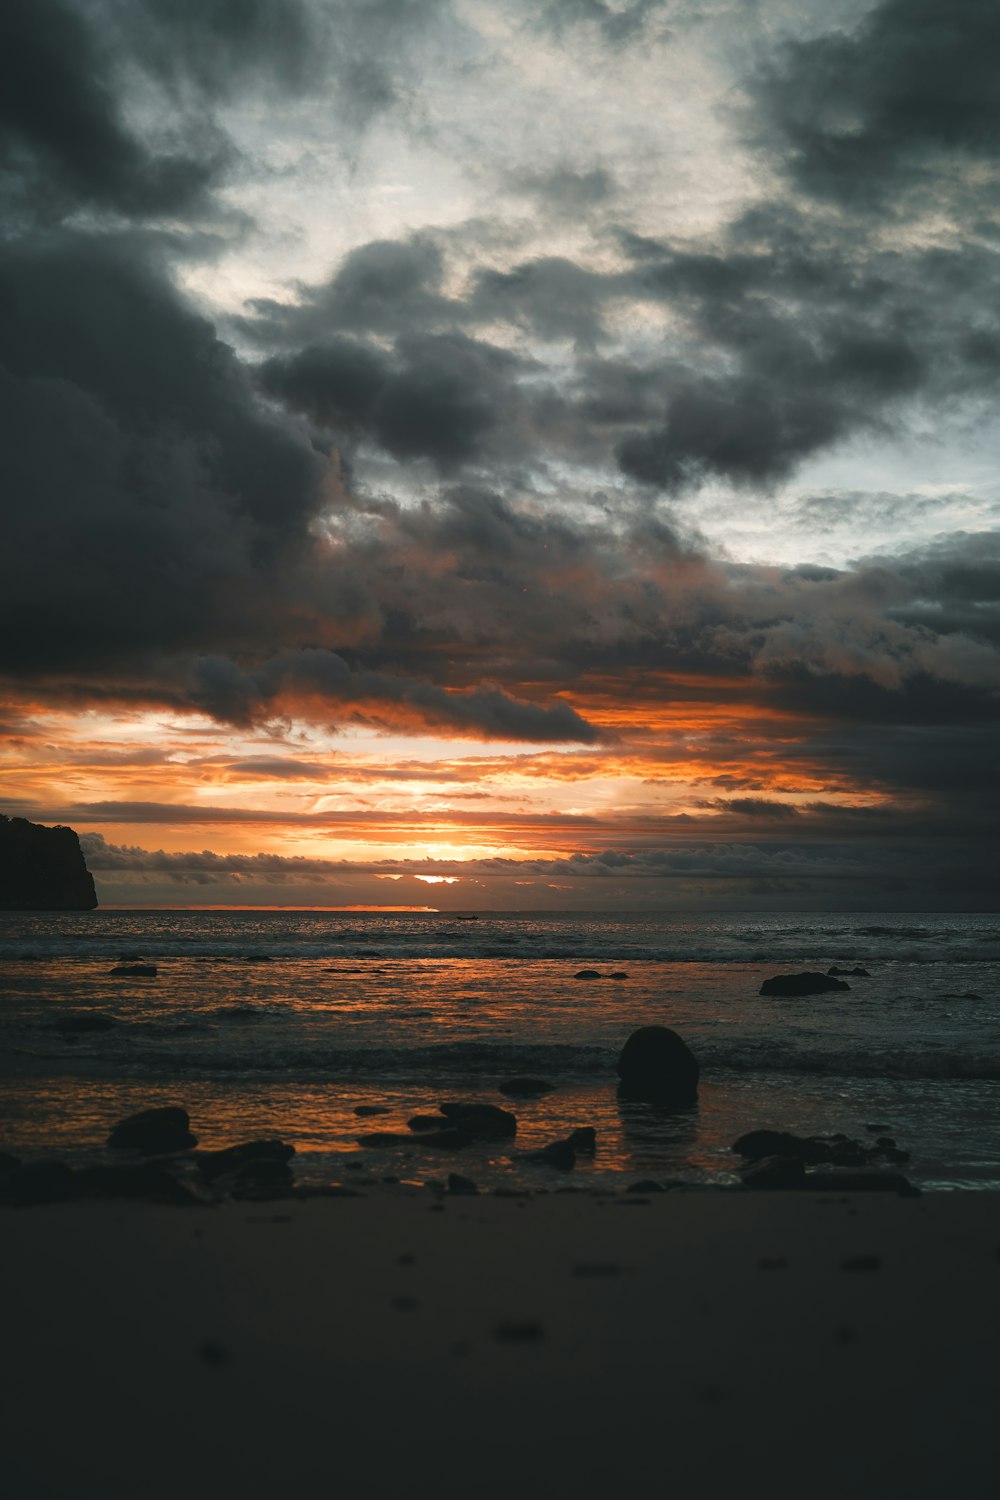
<box><xmin>109</xmin><ymin>964</ymin><xmax>158</xmax><ymax>978</ymax></box>
<box><xmin>108</xmin><ymin>1105</ymin><xmax>197</xmax><ymax>1153</ymax></box>
<box><xmin>566</xmin><ymin>1126</ymin><xmax>596</xmax><ymax>1153</ymax></box>
<box><xmin>408</xmin><ymin>1114</ymin><xmax>448</xmax><ymax>1132</ymax></box>
<box><xmin>74</xmin><ymin>1163</ymin><xmax>203</xmax><ymax>1204</ymax></box>
<box><xmin>760</xmin><ymin>972</ymin><xmax>849</xmax><ymax>996</ymax></box>
<box><xmin>574</xmin><ymin>969</ymin><xmax>602</xmax><ymax>979</ymax></box>
<box><xmin>525</xmin><ymin>1139</ymin><xmax>576</xmax><ymax>1171</ymax></box>
<box><xmin>627</xmin><ymin>1178</ymin><xmax>664</xmax><ymax>1192</ymax></box>
<box><xmin>355</xmin><ymin>1131</ymin><xmax>416</xmax><ymax>1148</ymax></box>
<box><xmin>447</xmin><ymin>1173</ymin><xmax>479</xmax><ymax>1195</ymax></box>
<box><xmin>609</xmin><ymin>971</ymin><xmax>629</xmax><ymax>980</ymax></box>
<box><xmin>422</xmin><ymin>1129</ymin><xmax>473</xmax><ymax>1150</ymax></box>
<box><xmin>741</xmin><ymin>1156</ymin><xmax>807</xmax><ymax>1190</ymax></box>
<box><xmin>497</xmin><ymin>1077</ymin><xmax>554</xmax><ymax>1097</ymax></box>
<box><xmin>828</xmin><ymin>966</ymin><xmax>871</xmax><ymax>977</ymax></box>
<box><xmin>437</xmin><ymin>1103</ymin><xmax>517</xmax><ymax>1139</ymax></box>
<box><xmin>353</xmin><ymin>1104</ymin><xmax>391</xmax><ymax>1117</ymax></box>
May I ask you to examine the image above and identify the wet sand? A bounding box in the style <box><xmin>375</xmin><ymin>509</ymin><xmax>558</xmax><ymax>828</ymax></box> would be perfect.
<box><xmin>4</xmin><ymin>1190</ymin><xmax>999</xmax><ymax>1499</ymax></box>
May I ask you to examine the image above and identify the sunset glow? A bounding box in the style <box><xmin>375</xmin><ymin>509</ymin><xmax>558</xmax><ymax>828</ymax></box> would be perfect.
<box><xmin>0</xmin><ymin>0</ymin><xmax>996</xmax><ymax>910</ymax></box>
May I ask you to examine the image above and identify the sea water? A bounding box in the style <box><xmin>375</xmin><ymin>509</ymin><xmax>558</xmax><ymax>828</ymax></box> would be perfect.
<box><xmin>1</xmin><ymin>909</ymin><xmax>997</xmax><ymax>1190</ymax></box>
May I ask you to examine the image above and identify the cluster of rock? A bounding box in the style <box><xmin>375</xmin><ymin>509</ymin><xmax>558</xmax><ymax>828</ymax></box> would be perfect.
<box><xmin>0</xmin><ymin>815</ymin><xmax>97</xmax><ymax>911</ymax></box>
<box><xmin>0</xmin><ymin>1106</ymin><xmax>303</xmax><ymax>1207</ymax></box>
<box><xmin>733</xmin><ymin>1128</ymin><xmax>917</xmax><ymax>1194</ymax></box>
<box><xmin>356</xmin><ymin>1097</ymin><xmax>599</xmax><ymax>1173</ymax></box>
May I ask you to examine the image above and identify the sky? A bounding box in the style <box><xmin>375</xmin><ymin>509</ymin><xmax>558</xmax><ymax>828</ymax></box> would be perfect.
<box><xmin>1</xmin><ymin>0</ymin><xmax>998</xmax><ymax>911</ymax></box>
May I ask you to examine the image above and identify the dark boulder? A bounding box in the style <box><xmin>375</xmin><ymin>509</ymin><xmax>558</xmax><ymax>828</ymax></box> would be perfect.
<box><xmin>422</xmin><ymin>1129</ymin><xmax>474</xmax><ymax>1150</ymax></box>
<box><xmin>73</xmin><ymin>1163</ymin><xmax>203</xmax><ymax>1204</ymax></box>
<box><xmin>0</xmin><ymin>815</ymin><xmax>97</xmax><ymax>911</ymax></box>
<box><xmin>107</xmin><ymin>1105</ymin><xmax>197</xmax><ymax>1153</ymax></box>
<box><xmin>353</xmin><ymin>1104</ymin><xmax>391</xmax><ymax>1117</ymax></box>
<box><xmin>760</xmin><ymin>972</ymin><xmax>849</xmax><ymax>996</ymax></box>
<box><xmin>497</xmin><ymin>1077</ymin><xmax>554</xmax><ymax>1097</ymax></box>
<box><xmin>574</xmin><ymin>969</ymin><xmax>602</xmax><ymax>979</ymax></box>
<box><xmin>197</xmin><ymin>1140</ymin><xmax>295</xmax><ymax>1181</ymax></box>
<box><xmin>524</xmin><ymin>1138</ymin><xmax>576</xmax><ymax>1171</ymax></box>
<box><xmin>616</xmin><ymin>1025</ymin><xmax>699</xmax><ymax>1105</ymax></box>
<box><xmin>566</xmin><ymin>1127</ymin><xmax>596</xmax><ymax>1153</ymax></box>
<box><xmin>734</xmin><ymin>1129</ymin><xmax>832</xmax><ymax>1163</ymax></box>
<box><xmin>408</xmin><ymin>1114</ymin><xmax>449</xmax><ymax>1132</ymax></box>
<box><xmin>733</xmin><ymin>1129</ymin><xmax>908</xmax><ymax>1170</ymax></box>
<box><xmin>446</xmin><ymin>1173</ymin><xmax>479</xmax><ymax>1195</ymax></box>
<box><xmin>110</xmin><ymin>964</ymin><xmax>158</xmax><ymax>978</ymax></box>
<box><xmin>610</xmin><ymin>971</ymin><xmax>629</xmax><ymax>980</ymax></box>
<box><xmin>741</xmin><ymin>1156</ymin><xmax>807</xmax><ymax>1190</ymax></box>
<box><xmin>437</xmin><ymin>1103</ymin><xmax>517</xmax><ymax>1139</ymax></box>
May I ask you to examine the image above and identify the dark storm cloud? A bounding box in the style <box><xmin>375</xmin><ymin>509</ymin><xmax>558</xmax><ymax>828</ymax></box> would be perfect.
<box><xmin>756</xmin><ymin>0</ymin><xmax>1000</xmax><ymax>208</ymax></box>
<box><xmin>259</xmin><ymin>333</ymin><xmax>523</xmax><ymax>470</ymax></box>
<box><xmin>0</xmin><ymin>232</ymin><xmax>322</xmax><ymax>665</ymax></box>
<box><xmin>247</xmin><ymin>200</ymin><xmax>1000</xmax><ymax>495</ymax></box>
<box><xmin>3</xmin><ymin>0</ymin><xmax>998</xmax><ymax>825</ymax></box>
<box><xmin>244</xmin><ymin>236</ymin><xmax>457</xmax><ymax>345</ymax></box>
<box><xmin>0</xmin><ymin>0</ymin><xmax>219</xmax><ymax>221</ymax></box>
<box><xmin>0</xmin><ymin>231</ymin><xmax>599</xmax><ymax>742</ymax></box>
<box><xmin>0</xmin><ymin>1</ymin><xmax>451</xmax><ymax>231</ymax></box>
<box><xmin>187</xmin><ymin>650</ymin><xmax>601</xmax><ymax>742</ymax></box>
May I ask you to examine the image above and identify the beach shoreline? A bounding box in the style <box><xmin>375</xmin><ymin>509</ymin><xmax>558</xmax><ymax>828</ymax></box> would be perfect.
<box><xmin>4</xmin><ymin>1189</ymin><xmax>999</xmax><ymax>1498</ymax></box>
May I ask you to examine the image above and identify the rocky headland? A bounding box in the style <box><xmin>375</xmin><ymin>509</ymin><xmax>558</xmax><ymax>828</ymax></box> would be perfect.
<box><xmin>0</xmin><ymin>815</ymin><xmax>97</xmax><ymax>910</ymax></box>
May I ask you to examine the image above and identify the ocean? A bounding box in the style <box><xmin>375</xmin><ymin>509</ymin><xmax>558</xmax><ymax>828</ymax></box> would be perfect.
<box><xmin>1</xmin><ymin>909</ymin><xmax>998</xmax><ymax>1191</ymax></box>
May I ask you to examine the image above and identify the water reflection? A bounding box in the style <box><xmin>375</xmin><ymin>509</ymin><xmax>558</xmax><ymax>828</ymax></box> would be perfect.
<box><xmin>615</xmin><ymin>1094</ymin><xmax>700</xmax><ymax>1176</ymax></box>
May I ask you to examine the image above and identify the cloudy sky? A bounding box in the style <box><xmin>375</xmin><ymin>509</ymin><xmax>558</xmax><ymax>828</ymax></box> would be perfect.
<box><xmin>1</xmin><ymin>0</ymin><xmax>998</xmax><ymax>909</ymax></box>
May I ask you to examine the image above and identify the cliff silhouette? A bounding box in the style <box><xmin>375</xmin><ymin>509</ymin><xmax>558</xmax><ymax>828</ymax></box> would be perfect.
<box><xmin>0</xmin><ymin>816</ymin><xmax>98</xmax><ymax>910</ymax></box>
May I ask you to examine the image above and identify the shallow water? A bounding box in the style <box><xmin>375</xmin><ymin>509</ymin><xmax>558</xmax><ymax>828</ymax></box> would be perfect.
<box><xmin>1</xmin><ymin>910</ymin><xmax>997</xmax><ymax>1189</ymax></box>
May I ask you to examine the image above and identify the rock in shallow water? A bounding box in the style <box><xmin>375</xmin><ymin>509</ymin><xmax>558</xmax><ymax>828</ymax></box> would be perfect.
<box><xmin>741</xmin><ymin>1156</ymin><xmax>808</xmax><ymax>1190</ymax></box>
<box><xmin>759</xmin><ymin>971</ymin><xmax>849</xmax><ymax>996</ymax></box>
<box><xmin>497</xmin><ymin>1077</ymin><xmax>554</xmax><ymax>1097</ymax></box>
<box><xmin>616</xmin><ymin>1025</ymin><xmax>699</xmax><ymax>1105</ymax></box>
<box><xmin>197</xmin><ymin>1140</ymin><xmax>295</xmax><ymax>1181</ymax></box>
<box><xmin>437</xmin><ymin>1103</ymin><xmax>517</xmax><ymax>1139</ymax></box>
<box><xmin>107</xmin><ymin>1105</ymin><xmax>197</xmax><ymax>1153</ymax></box>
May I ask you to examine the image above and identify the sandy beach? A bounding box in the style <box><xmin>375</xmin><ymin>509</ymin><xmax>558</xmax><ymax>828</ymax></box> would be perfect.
<box><xmin>4</xmin><ymin>1188</ymin><xmax>999</xmax><ymax>1499</ymax></box>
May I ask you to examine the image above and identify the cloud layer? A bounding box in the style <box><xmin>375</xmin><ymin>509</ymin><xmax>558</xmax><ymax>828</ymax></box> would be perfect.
<box><xmin>2</xmin><ymin>0</ymin><xmax>998</xmax><ymax>905</ymax></box>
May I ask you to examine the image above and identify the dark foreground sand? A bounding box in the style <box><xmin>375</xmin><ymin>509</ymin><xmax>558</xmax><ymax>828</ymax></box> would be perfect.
<box><xmin>3</xmin><ymin>1190</ymin><xmax>999</xmax><ymax>1499</ymax></box>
